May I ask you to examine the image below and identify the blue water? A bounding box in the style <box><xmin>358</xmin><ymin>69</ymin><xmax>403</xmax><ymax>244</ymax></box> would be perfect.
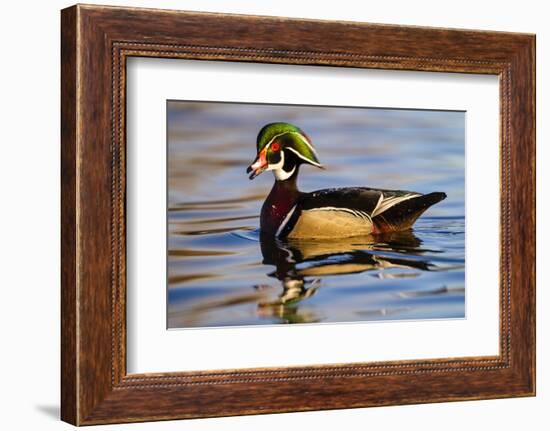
<box><xmin>167</xmin><ymin>102</ymin><xmax>465</xmax><ymax>328</ymax></box>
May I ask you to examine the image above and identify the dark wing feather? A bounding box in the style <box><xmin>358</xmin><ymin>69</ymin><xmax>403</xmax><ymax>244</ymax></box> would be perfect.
<box><xmin>372</xmin><ymin>192</ymin><xmax>447</xmax><ymax>231</ymax></box>
<box><xmin>298</xmin><ymin>187</ymin><xmax>417</xmax><ymax>213</ymax></box>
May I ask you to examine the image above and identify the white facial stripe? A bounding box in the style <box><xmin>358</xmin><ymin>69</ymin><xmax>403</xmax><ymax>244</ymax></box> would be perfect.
<box><xmin>291</xmin><ymin>131</ymin><xmax>319</xmax><ymax>158</ymax></box>
<box><xmin>264</xmin><ymin>131</ymin><xmax>319</xmax><ymax>160</ymax></box>
<box><xmin>285</xmin><ymin>146</ymin><xmax>323</xmax><ymax>167</ymax></box>
<box><xmin>273</xmin><ymin>165</ymin><xmax>296</xmax><ymax>181</ymax></box>
<box><xmin>265</xmin><ymin>151</ymin><xmax>296</xmax><ymax>181</ymax></box>
<box><xmin>264</xmin><ymin>131</ymin><xmax>289</xmax><ymax>150</ymax></box>
<box><xmin>265</xmin><ymin>149</ymin><xmax>285</xmax><ymax>171</ymax></box>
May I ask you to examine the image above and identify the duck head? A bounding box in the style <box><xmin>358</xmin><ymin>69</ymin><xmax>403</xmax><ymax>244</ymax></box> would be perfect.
<box><xmin>247</xmin><ymin>122</ymin><xmax>323</xmax><ymax>181</ymax></box>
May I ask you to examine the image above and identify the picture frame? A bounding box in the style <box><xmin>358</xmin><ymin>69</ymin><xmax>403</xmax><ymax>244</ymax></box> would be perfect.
<box><xmin>60</xmin><ymin>4</ymin><xmax>535</xmax><ymax>425</ymax></box>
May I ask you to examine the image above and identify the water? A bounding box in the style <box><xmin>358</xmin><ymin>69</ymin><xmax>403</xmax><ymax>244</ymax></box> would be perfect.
<box><xmin>167</xmin><ymin>101</ymin><xmax>465</xmax><ymax>328</ymax></box>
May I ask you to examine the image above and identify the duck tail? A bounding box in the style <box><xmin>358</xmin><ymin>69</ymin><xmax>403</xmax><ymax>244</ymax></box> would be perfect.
<box><xmin>373</xmin><ymin>192</ymin><xmax>447</xmax><ymax>232</ymax></box>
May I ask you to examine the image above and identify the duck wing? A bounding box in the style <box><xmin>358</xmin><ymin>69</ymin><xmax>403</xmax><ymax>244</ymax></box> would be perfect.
<box><xmin>372</xmin><ymin>190</ymin><xmax>446</xmax><ymax>232</ymax></box>
<box><xmin>277</xmin><ymin>187</ymin><xmax>445</xmax><ymax>238</ymax></box>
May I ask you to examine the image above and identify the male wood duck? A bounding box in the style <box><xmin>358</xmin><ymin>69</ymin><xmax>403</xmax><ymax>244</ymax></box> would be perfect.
<box><xmin>247</xmin><ymin>122</ymin><xmax>446</xmax><ymax>239</ymax></box>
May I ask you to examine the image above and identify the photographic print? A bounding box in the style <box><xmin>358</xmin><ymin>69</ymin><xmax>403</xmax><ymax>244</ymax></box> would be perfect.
<box><xmin>61</xmin><ymin>7</ymin><xmax>535</xmax><ymax>422</ymax></box>
<box><xmin>167</xmin><ymin>101</ymin><xmax>465</xmax><ymax>328</ymax></box>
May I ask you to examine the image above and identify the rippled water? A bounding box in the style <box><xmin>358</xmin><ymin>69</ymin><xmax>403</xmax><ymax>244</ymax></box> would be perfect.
<box><xmin>167</xmin><ymin>101</ymin><xmax>465</xmax><ymax>328</ymax></box>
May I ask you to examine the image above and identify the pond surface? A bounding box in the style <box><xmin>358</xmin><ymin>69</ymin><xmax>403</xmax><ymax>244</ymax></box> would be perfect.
<box><xmin>167</xmin><ymin>102</ymin><xmax>465</xmax><ymax>328</ymax></box>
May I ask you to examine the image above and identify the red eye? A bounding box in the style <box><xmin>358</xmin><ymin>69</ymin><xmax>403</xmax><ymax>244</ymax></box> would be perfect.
<box><xmin>271</xmin><ymin>142</ymin><xmax>280</xmax><ymax>152</ymax></box>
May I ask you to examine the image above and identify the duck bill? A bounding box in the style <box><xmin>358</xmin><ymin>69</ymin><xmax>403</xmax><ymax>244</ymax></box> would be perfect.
<box><xmin>246</xmin><ymin>149</ymin><xmax>268</xmax><ymax>180</ymax></box>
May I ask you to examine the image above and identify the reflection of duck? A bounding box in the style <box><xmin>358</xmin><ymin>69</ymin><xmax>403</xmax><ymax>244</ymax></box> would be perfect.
<box><xmin>255</xmin><ymin>230</ymin><xmax>434</xmax><ymax>323</ymax></box>
<box><xmin>247</xmin><ymin>122</ymin><xmax>446</xmax><ymax>239</ymax></box>
<box><xmin>255</xmin><ymin>280</ymin><xmax>321</xmax><ymax>324</ymax></box>
<box><xmin>167</xmin><ymin>231</ymin><xmax>438</xmax><ymax>327</ymax></box>
<box><xmin>260</xmin><ymin>230</ymin><xmax>432</xmax><ymax>280</ymax></box>
<box><xmin>256</xmin><ymin>278</ymin><xmax>320</xmax><ymax>306</ymax></box>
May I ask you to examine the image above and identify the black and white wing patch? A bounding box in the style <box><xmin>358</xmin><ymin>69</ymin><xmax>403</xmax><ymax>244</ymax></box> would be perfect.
<box><xmin>371</xmin><ymin>192</ymin><xmax>420</xmax><ymax>218</ymax></box>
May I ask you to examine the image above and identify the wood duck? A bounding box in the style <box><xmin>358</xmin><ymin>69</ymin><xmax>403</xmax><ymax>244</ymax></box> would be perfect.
<box><xmin>247</xmin><ymin>122</ymin><xmax>446</xmax><ymax>239</ymax></box>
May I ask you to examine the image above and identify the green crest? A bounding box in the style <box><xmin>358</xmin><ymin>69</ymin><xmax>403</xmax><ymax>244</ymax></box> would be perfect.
<box><xmin>256</xmin><ymin>122</ymin><xmax>322</xmax><ymax>167</ymax></box>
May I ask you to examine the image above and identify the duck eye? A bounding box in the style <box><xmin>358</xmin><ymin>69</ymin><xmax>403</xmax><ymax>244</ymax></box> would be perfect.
<box><xmin>271</xmin><ymin>142</ymin><xmax>280</xmax><ymax>152</ymax></box>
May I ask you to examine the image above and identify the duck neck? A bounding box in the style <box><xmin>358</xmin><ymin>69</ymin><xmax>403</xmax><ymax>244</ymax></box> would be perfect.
<box><xmin>274</xmin><ymin>165</ymin><xmax>299</xmax><ymax>191</ymax></box>
<box><xmin>260</xmin><ymin>167</ymin><xmax>300</xmax><ymax>235</ymax></box>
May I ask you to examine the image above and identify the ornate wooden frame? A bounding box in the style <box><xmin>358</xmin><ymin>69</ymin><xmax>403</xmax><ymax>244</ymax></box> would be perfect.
<box><xmin>61</xmin><ymin>4</ymin><xmax>535</xmax><ymax>425</ymax></box>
